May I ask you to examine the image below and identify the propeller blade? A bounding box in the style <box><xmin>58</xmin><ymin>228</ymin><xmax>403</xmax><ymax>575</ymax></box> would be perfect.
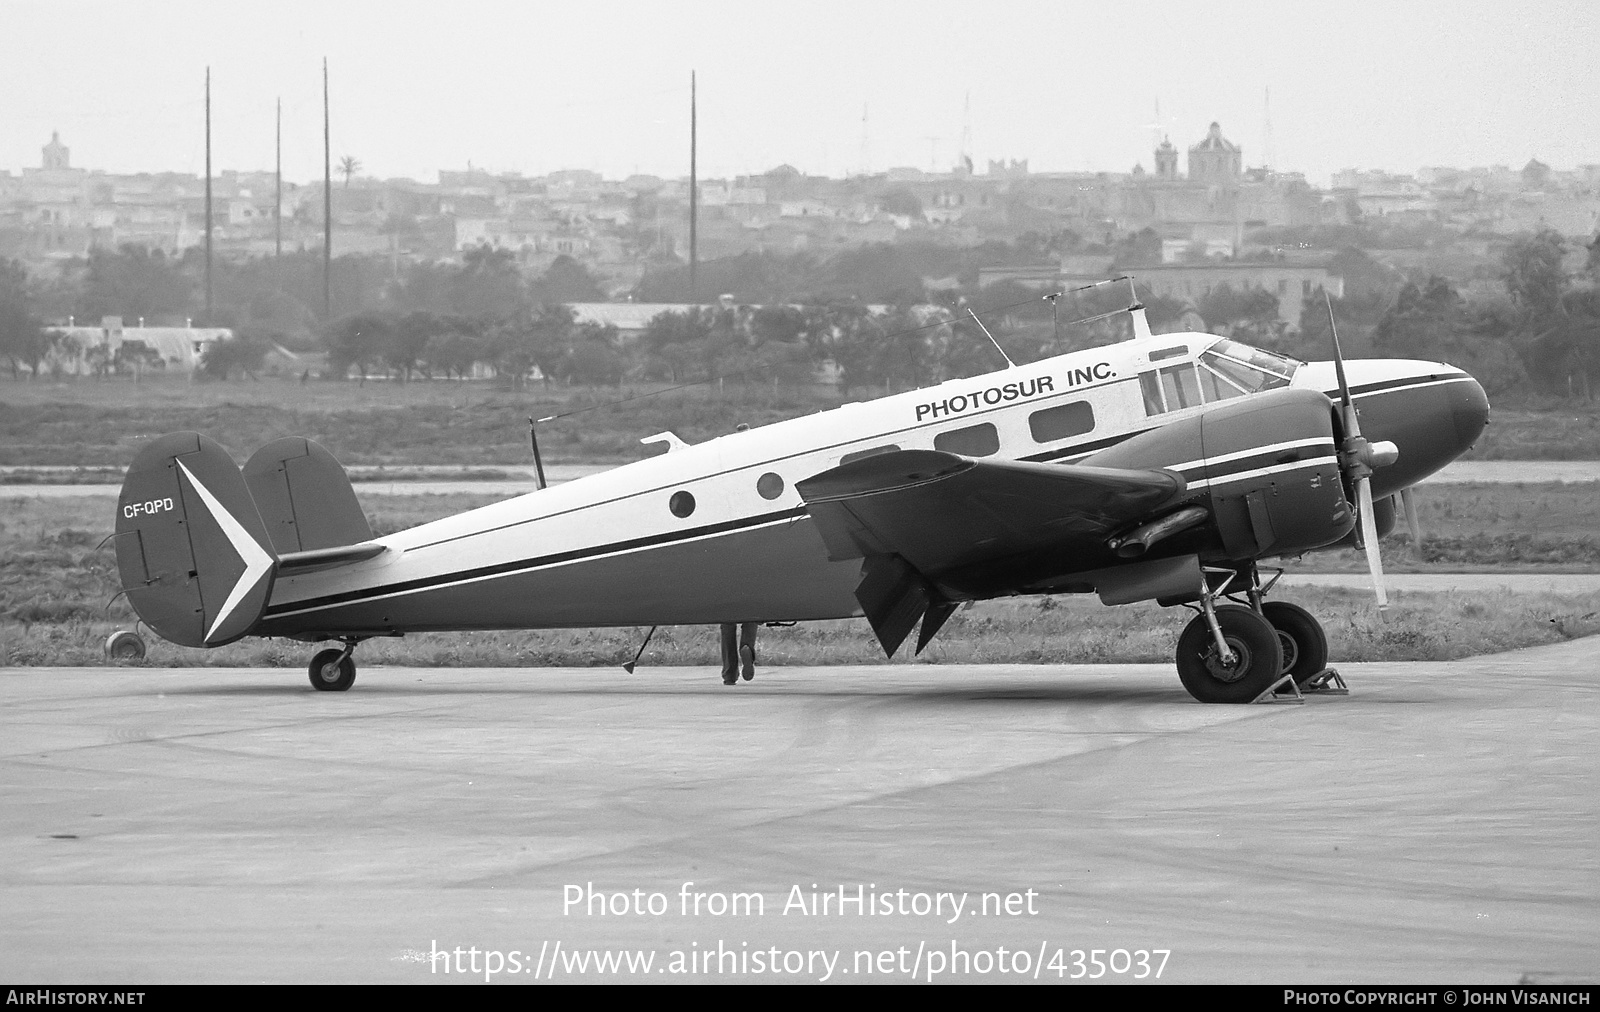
<box><xmin>1356</xmin><ymin>478</ymin><xmax>1389</xmax><ymax>613</ymax></box>
<box><xmin>1325</xmin><ymin>291</ymin><xmax>1357</xmax><ymax>431</ymax></box>
<box><xmin>1400</xmin><ymin>486</ymin><xmax>1424</xmax><ymax>556</ymax></box>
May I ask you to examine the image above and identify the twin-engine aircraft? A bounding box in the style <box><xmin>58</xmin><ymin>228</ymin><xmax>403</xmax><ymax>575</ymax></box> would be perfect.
<box><xmin>111</xmin><ymin>300</ymin><xmax>1488</xmax><ymax>703</ymax></box>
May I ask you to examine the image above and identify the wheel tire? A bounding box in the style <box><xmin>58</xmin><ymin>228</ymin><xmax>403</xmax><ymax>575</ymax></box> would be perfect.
<box><xmin>1176</xmin><ymin>604</ymin><xmax>1284</xmax><ymax>704</ymax></box>
<box><xmin>105</xmin><ymin>629</ymin><xmax>146</xmax><ymax>661</ymax></box>
<box><xmin>1262</xmin><ymin>601</ymin><xmax>1328</xmax><ymax>686</ymax></box>
<box><xmin>308</xmin><ymin>648</ymin><xmax>356</xmax><ymax>692</ymax></box>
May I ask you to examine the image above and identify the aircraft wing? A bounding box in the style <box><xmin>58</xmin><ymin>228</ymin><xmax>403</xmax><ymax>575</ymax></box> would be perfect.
<box><xmin>796</xmin><ymin>449</ymin><xmax>1187</xmax><ymax>655</ymax></box>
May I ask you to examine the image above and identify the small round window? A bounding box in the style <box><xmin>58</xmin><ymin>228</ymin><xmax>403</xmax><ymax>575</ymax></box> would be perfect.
<box><xmin>669</xmin><ymin>490</ymin><xmax>696</xmax><ymax>518</ymax></box>
<box><xmin>756</xmin><ymin>472</ymin><xmax>784</xmax><ymax>500</ymax></box>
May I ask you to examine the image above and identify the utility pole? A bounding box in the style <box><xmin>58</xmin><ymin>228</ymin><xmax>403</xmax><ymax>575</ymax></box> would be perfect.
<box><xmin>275</xmin><ymin>97</ymin><xmax>282</xmax><ymax>261</ymax></box>
<box><xmin>204</xmin><ymin>67</ymin><xmax>213</xmax><ymax>324</ymax></box>
<box><xmin>323</xmin><ymin>58</ymin><xmax>331</xmax><ymax>320</ymax></box>
<box><xmin>689</xmin><ymin>70</ymin><xmax>697</xmax><ymax>304</ymax></box>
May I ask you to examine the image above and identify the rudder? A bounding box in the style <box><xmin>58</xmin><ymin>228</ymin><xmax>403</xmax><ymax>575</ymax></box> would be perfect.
<box><xmin>115</xmin><ymin>432</ymin><xmax>277</xmax><ymax>647</ymax></box>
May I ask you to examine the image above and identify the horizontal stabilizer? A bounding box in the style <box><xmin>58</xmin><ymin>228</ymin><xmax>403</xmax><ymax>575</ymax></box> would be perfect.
<box><xmin>276</xmin><ymin>542</ymin><xmax>388</xmax><ymax>576</ymax></box>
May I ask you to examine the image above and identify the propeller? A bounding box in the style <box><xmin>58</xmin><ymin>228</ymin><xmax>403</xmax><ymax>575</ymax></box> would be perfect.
<box><xmin>1325</xmin><ymin>293</ymin><xmax>1399</xmax><ymax>613</ymax></box>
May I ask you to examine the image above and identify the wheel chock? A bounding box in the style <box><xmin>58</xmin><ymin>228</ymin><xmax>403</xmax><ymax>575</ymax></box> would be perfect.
<box><xmin>1253</xmin><ymin>673</ymin><xmax>1304</xmax><ymax>704</ymax></box>
<box><xmin>1301</xmin><ymin>668</ymin><xmax>1349</xmax><ymax>695</ymax></box>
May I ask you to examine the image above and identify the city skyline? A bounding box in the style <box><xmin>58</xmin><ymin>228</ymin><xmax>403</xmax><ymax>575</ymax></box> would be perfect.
<box><xmin>3</xmin><ymin>0</ymin><xmax>1597</xmax><ymax>188</ymax></box>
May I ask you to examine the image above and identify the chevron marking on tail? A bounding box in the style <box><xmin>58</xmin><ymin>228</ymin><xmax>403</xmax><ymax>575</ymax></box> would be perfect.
<box><xmin>177</xmin><ymin>459</ymin><xmax>274</xmax><ymax>644</ymax></box>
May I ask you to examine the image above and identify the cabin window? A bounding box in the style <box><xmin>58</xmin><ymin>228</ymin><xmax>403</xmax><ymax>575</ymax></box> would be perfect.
<box><xmin>1159</xmin><ymin>363</ymin><xmax>1202</xmax><ymax>410</ymax></box>
<box><xmin>840</xmin><ymin>444</ymin><xmax>900</xmax><ymax>465</ymax></box>
<box><xmin>934</xmin><ymin>422</ymin><xmax>1000</xmax><ymax>457</ymax></box>
<box><xmin>756</xmin><ymin>472</ymin><xmax>784</xmax><ymax>500</ymax></box>
<box><xmin>1140</xmin><ymin>372</ymin><xmax>1164</xmax><ymax>416</ymax></box>
<box><xmin>1148</xmin><ymin>345</ymin><xmax>1187</xmax><ymax>362</ymax></box>
<box><xmin>669</xmin><ymin>490</ymin><xmax>696</xmax><ymax>518</ymax></box>
<box><xmin>1199</xmin><ymin>340</ymin><xmax>1298</xmax><ymax>394</ymax></box>
<box><xmin>1028</xmin><ymin>401</ymin><xmax>1095</xmax><ymax>443</ymax></box>
<box><xmin>1197</xmin><ymin>364</ymin><xmax>1248</xmax><ymax>402</ymax></box>
<box><xmin>1142</xmin><ymin>363</ymin><xmax>1230</xmax><ymax>414</ymax></box>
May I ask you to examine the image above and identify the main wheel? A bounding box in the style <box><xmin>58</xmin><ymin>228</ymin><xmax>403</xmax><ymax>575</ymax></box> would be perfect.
<box><xmin>308</xmin><ymin>648</ymin><xmax>356</xmax><ymax>692</ymax></box>
<box><xmin>1261</xmin><ymin>601</ymin><xmax>1328</xmax><ymax>686</ymax></box>
<box><xmin>1175</xmin><ymin>604</ymin><xmax>1284</xmax><ymax>704</ymax></box>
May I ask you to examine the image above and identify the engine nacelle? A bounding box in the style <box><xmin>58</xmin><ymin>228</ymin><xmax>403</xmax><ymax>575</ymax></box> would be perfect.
<box><xmin>1087</xmin><ymin>388</ymin><xmax>1356</xmax><ymax>563</ymax></box>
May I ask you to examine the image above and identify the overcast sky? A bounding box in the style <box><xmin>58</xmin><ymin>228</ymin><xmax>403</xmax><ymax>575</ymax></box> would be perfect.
<box><xmin>2</xmin><ymin>0</ymin><xmax>1596</xmax><ymax>187</ymax></box>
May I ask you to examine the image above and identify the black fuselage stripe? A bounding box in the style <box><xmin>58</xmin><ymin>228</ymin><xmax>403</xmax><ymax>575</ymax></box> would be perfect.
<box><xmin>1345</xmin><ymin>375</ymin><xmax>1461</xmax><ymax>396</ymax></box>
<box><xmin>264</xmin><ymin>505</ymin><xmax>808</xmax><ymax>616</ymax></box>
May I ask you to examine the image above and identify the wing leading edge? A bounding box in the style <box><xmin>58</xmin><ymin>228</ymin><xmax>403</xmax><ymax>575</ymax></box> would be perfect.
<box><xmin>795</xmin><ymin>449</ymin><xmax>1189</xmax><ymax>656</ymax></box>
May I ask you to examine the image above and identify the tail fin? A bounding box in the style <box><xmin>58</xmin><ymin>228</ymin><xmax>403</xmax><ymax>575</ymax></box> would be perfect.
<box><xmin>242</xmin><ymin>437</ymin><xmax>373</xmax><ymax>554</ymax></box>
<box><xmin>115</xmin><ymin>433</ymin><xmax>277</xmax><ymax>647</ymax></box>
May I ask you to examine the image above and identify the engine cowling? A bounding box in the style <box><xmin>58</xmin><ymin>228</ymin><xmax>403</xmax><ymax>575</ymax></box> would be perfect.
<box><xmin>1087</xmin><ymin>388</ymin><xmax>1356</xmax><ymax>563</ymax></box>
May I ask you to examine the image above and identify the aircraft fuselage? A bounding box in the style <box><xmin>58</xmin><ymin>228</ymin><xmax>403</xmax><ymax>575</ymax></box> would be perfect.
<box><xmin>254</xmin><ymin>318</ymin><xmax>1489</xmax><ymax>640</ymax></box>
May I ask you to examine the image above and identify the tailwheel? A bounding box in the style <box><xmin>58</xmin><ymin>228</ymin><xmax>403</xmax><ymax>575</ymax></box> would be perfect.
<box><xmin>308</xmin><ymin>647</ymin><xmax>356</xmax><ymax>692</ymax></box>
<box><xmin>1176</xmin><ymin>604</ymin><xmax>1283</xmax><ymax>704</ymax></box>
<box><xmin>1261</xmin><ymin>601</ymin><xmax>1329</xmax><ymax>687</ymax></box>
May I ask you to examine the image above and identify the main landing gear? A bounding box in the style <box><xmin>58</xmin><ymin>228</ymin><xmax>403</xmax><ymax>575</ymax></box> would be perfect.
<box><xmin>308</xmin><ymin>639</ymin><xmax>360</xmax><ymax>692</ymax></box>
<box><xmin>1174</xmin><ymin>564</ymin><xmax>1346</xmax><ymax>704</ymax></box>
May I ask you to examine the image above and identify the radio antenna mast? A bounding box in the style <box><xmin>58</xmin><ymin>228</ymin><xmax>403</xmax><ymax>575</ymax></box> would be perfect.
<box><xmin>966</xmin><ymin>308</ymin><xmax>1015</xmax><ymax>369</ymax></box>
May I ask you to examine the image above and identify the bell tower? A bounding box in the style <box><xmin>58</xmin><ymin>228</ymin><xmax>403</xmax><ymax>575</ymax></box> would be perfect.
<box><xmin>42</xmin><ymin>131</ymin><xmax>70</xmax><ymax>170</ymax></box>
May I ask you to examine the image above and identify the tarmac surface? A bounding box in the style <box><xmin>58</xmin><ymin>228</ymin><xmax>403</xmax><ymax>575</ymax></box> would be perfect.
<box><xmin>2</xmin><ymin>641</ymin><xmax>1596</xmax><ymax>984</ymax></box>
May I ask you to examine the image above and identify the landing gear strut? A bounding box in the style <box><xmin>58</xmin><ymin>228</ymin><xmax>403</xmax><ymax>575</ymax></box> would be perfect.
<box><xmin>720</xmin><ymin>623</ymin><xmax>757</xmax><ymax>684</ymax></box>
<box><xmin>308</xmin><ymin>639</ymin><xmax>359</xmax><ymax>692</ymax></box>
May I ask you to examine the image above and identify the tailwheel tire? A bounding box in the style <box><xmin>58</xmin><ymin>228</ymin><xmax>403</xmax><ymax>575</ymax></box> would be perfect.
<box><xmin>1176</xmin><ymin>604</ymin><xmax>1284</xmax><ymax>704</ymax></box>
<box><xmin>104</xmin><ymin>629</ymin><xmax>147</xmax><ymax>662</ymax></box>
<box><xmin>308</xmin><ymin>648</ymin><xmax>356</xmax><ymax>692</ymax></box>
<box><xmin>1261</xmin><ymin>601</ymin><xmax>1329</xmax><ymax>687</ymax></box>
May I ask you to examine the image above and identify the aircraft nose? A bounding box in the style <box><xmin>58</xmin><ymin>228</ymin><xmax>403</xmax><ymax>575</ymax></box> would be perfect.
<box><xmin>1450</xmin><ymin>375</ymin><xmax>1490</xmax><ymax>451</ymax></box>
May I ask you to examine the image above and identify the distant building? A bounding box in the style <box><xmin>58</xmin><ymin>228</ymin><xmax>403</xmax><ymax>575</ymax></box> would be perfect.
<box><xmin>42</xmin><ymin>132</ymin><xmax>70</xmax><ymax>171</ymax></box>
<box><xmin>39</xmin><ymin>316</ymin><xmax>232</xmax><ymax>375</ymax></box>
<box><xmin>1154</xmin><ymin>138</ymin><xmax>1179</xmax><ymax>180</ymax></box>
<box><xmin>1188</xmin><ymin>123</ymin><xmax>1242</xmax><ymax>188</ymax></box>
<box><xmin>566</xmin><ymin>303</ymin><xmax>699</xmax><ymax>343</ymax></box>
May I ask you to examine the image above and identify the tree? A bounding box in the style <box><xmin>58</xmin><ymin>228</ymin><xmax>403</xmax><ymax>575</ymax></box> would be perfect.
<box><xmin>386</xmin><ymin>311</ymin><xmax>439</xmax><ymax>382</ymax></box>
<box><xmin>642</xmin><ymin>308</ymin><xmax>715</xmax><ymax>382</ymax></box>
<box><xmin>530</xmin><ymin>255</ymin><xmax>605</xmax><ymax>303</ymax></box>
<box><xmin>1502</xmin><ymin>228</ymin><xmax>1567</xmax><ymax>324</ymax></box>
<box><xmin>325</xmin><ymin>312</ymin><xmax>393</xmax><ymax>379</ymax></box>
<box><xmin>421</xmin><ymin>326</ymin><xmax>483</xmax><ymax>381</ymax></box>
<box><xmin>1196</xmin><ymin>284</ymin><xmax>1283</xmax><ymax>343</ymax></box>
<box><xmin>481</xmin><ymin>320</ymin><xmax>539</xmax><ymax>390</ymax></box>
<box><xmin>0</xmin><ymin>258</ymin><xmax>49</xmax><ymax>379</ymax></box>
<box><xmin>1372</xmin><ymin>276</ymin><xmax>1526</xmax><ymax>396</ymax></box>
<box><xmin>452</xmin><ymin>244</ymin><xmax>526</xmax><ymax>321</ymax></box>
<box><xmin>1500</xmin><ymin>229</ymin><xmax>1588</xmax><ymax>392</ymax></box>
<box><xmin>563</xmin><ymin>323</ymin><xmax>625</xmax><ymax>386</ymax></box>
<box><xmin>338</xmin><ymin>155</ymin><xmax>361</xmax><ymax>188</ymax></box>
<box><xmin>200</xmin><ymin>331</ymin><xmax>271</xmax><ymax>380</ymax></box>
<box><xmin>76</xmin><ymin>245</ymin><xmax>195</xmax><ymax>323</ymax></box>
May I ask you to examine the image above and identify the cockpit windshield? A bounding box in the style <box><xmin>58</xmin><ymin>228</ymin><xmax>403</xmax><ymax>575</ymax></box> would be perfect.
<box><xmin>1199</xmin><ymin>339</ymin><xmax>1300</xmax><ymax>395</ymax></box>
